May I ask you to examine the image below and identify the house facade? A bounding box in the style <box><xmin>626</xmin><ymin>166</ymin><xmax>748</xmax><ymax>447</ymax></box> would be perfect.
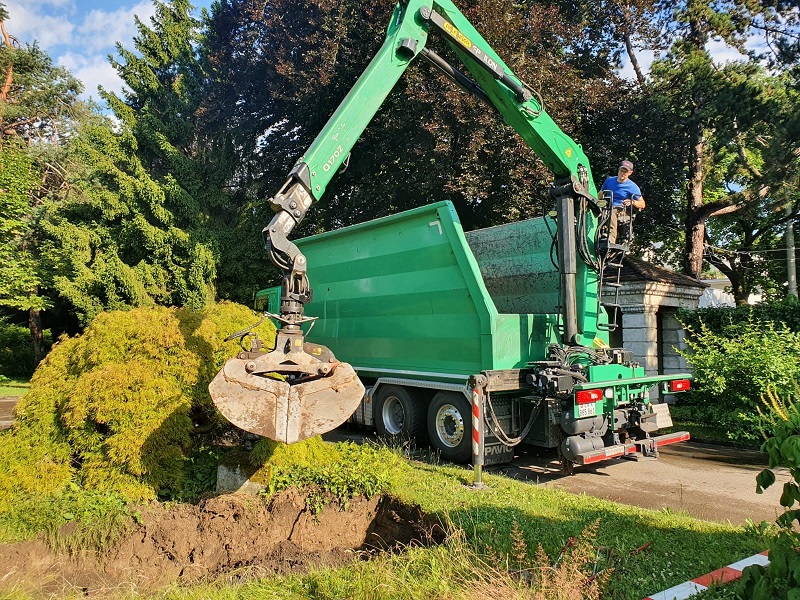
<box><xmin>605</xmin><ymin>257</ymin><xmax>707</xmax><ymax>401</ymax></box>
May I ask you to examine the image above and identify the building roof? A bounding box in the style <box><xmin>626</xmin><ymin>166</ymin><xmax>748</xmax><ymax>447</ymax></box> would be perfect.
<box><xmin>618</xmin><ymin>256</ymin><xmax>708</xmax><ymax>289</ymax></box>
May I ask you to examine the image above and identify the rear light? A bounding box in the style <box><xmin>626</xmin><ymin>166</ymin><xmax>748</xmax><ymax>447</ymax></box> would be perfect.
<box><xmin>576</xmin><ymin>389</ymin><xmax>603</xmax><ymax>404</ymax></box>
<box><xmin>669</xmin><ymin>379</ymin><xmax>691</xmax><ymax>392</ymax></box>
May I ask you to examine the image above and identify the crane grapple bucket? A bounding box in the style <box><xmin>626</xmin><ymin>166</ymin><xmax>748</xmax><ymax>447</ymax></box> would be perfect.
<box><xmin>209</xmin><ymin>335</ymin><xmax>364</xmax><ymax>443</ymax></box>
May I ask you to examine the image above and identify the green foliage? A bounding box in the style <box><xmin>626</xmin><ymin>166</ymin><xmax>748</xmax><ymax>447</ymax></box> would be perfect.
<box><xmin>255</xmin><ymin>440</ymin><xmax>397</xmax><ymax>514</ymax></box>
<box><xmin>0</xmin><ymin>483</ymin><xmax>131</xmax><ymax>555</ymax></box>
<box><xmin>0</xmin><ymin>142</ymin><xmax>48</xmax><ymax>314</ymax></box>
<box><xmin>0</xmin><ymin>302</ymin><xmax>274</xmax><ymax>509</ymax></box>
<box><xmin>0</xmin><ymin>319</ymin><xmax>51</xmax><ymax>378</ymax></box>
<box><xmin>100</xmin><ymin>0</ymin><xmax>255</xmax><ymax>305</ymax></box>
<box><xmin>739</xmin><ymin>386</ymin><xmax>800</xmax><ymax>599</ymax></box>
<box><xmin>676</xmin><ymin>310</ymin><xmax>800</xmax><ymax>442</ymax></box>
<box><xmin>678</xmin><ymin>298</ymin><xmax>800</xmax><ymax>336</ymax></box>
<box><xmin>37</xmin><ymin>120</ymin><xmax>218</xmax><ymax>326</ymax></box>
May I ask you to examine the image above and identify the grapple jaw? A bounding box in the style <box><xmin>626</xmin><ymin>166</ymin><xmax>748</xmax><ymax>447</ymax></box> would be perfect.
<box><xmin>209</xmin><ymin>332</ymin><xmax>364</xmax><ymax>443</ymax></box>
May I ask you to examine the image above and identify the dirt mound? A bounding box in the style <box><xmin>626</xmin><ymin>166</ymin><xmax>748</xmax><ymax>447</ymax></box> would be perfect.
<box><xmin>0</xmin><ymin>491</ymin><xmax>441</xmax><ymax>596</ymax></box>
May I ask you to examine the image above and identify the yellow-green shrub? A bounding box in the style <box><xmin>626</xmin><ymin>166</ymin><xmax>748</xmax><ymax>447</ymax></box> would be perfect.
<box><xmin>0</xmin><ymin>302</ymin><xmax>274</xmax><ymax>507</ymax></box>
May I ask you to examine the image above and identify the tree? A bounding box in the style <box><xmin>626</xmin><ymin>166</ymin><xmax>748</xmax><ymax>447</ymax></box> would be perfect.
<box><xmin>34</xmin><ymin>117</ymin><xmax>217</xmax><ymax>326</ymax></box>
<box><xmin>0</xmin><ymin>4</ymin><xmax>88</xmax><ymax>363</ymax></box>
<box><xmin>103</xmin><ymin>0</ymin><xmax>269</xmax><ymax>304</ymax></box>
<box><xmin>0</xmin><ymin>142</ymin><xmax>50</xmax><ymax>362</ymax></box>
<box><xmin>580</xmin><ymin>0</ymin><xmax>799</xmax><ymax>298</ymax></box>
<box><xmin>199</xmin><ymin>0</ymin><xmax>620</xmax><ymax>258</ymax></box>
<box><xmin>0</xmin><ymin>4</ymin><xmax>86</xmax><ymax>144</ymax></box>
<box><xmin>648</xmin><ymin>0</ymin><xmax>799</xmax><ymax>283</ymax></box>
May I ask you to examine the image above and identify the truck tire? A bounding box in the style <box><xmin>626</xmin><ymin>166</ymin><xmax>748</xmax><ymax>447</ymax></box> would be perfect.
<box><xmin>374</xmin><ymin>385</ymin><xmax>425</xmax><ymax>442</ymax></box>
<box><xmin>427</xmin><ymin>391</ymin><xmax>472</xmax><ymax>463</ymax></box>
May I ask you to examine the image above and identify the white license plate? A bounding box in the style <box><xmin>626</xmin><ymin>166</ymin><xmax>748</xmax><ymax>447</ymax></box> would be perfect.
<box><xmin>578</xmin><ymin>403</ymin><xmax>595</xmax><ymax>418</ymax></box>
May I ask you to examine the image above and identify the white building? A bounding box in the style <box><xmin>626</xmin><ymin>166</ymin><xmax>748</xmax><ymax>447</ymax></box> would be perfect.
<box><xmin>605</xmin><ymin>257</ymin><xmax>707</xmax><ymax>402</ymax></box>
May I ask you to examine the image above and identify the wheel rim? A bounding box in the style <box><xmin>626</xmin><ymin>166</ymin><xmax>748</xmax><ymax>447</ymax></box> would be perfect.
<box><xmin>434</xmin><ymin>404</ymin><xmax>464</xmax><ymax>448</ymax></box>
<box><xmin>381</xmin><ymin>395</ymin><xmax>404</xmax><ymax>435</ymax></box>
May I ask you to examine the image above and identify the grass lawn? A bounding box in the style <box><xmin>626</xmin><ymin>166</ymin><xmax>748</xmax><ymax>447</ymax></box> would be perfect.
<box><xmin>0</xmin><ymin>439</ymin><xmax>768</xmax><ymax>600</ymax></box>
<box><xmin>140</xmin><ymin>452</ymin><xmax>765</xmax><ymax>600</ymax></box>
<box><xmin>0</xmin><ymin>379</ymin><xmax>29</xmax><ymax>397</ymax></box>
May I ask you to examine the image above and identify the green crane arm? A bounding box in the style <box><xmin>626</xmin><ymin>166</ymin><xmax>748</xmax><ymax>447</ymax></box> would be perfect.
<box><xmin>293</xmin><ymin>0</ymin><xmax>597</xmax><ymax>200</ymax></box>
<box><xmin>267</xmin><ymin>0</ymin><xmax>599</xmax><ymax>341</ymax></box>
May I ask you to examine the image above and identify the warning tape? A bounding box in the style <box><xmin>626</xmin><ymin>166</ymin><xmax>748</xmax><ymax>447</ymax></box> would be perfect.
<box><xmin>642</xmin><ymin>551</ymin><xmax>769</xmax><ymax>600</ymax></box>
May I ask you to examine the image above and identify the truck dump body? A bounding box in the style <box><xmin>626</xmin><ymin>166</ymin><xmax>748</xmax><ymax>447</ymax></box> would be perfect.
<box><xmin>258</xmin><ymin>200</ymin><xmax>690</xmax><ymax>468</ymax></box>
<box><xmin>278</xmin><ymin>201</ymin><xmax>604</xmax><ymax>382</ymax></box>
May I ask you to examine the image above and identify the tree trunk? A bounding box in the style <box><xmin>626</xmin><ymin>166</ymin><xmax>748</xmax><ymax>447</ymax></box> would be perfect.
<box><xmin>787</xmin><ymin>201</ymin><xmax>798</xmax><ymax>298</ymax></box>
<box><xmin>621</xmin><ymin>11</ymin><xmax>646</xmax><ymax>86</ymax></box>
<box><xmin>684</xmin><ymin>122</ymin><xmax>705</xmax><ymax>279</ymax></box>
<box><xmin>28</xmin><ymin>307</ymin><xmax>45</xmax><ymax>368</ymax></box>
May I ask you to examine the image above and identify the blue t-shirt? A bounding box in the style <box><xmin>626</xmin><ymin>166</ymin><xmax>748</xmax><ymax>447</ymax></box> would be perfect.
<box><xmin>600</xmin><ymin>176</ymin><xmax>642</xmax><ymax>208</ymax></box>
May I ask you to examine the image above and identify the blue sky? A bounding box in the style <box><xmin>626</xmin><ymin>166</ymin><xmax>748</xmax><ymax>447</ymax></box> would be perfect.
<box><xmin>2</xmin><ymin>0</ymin><xmax>209</xmax><ymax>103</ymax></box>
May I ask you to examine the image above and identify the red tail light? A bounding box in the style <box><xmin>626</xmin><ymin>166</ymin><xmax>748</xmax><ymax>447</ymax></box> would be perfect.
<box><xmin>669</xmin><ymin>379</ymin><xmax>691</xmax><ymax>392</ymax></box>
<box><xmin>576</xmin><ymin>389</ymin><xmax>603</xmax><ymax>404</ymax></box>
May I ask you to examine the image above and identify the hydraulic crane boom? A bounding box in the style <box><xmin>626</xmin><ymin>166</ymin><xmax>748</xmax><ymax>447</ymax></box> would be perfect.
<box><xmin>210</xmin><ymin>0</ymin><xmax>603</xmax><ymax>444</ymax></box>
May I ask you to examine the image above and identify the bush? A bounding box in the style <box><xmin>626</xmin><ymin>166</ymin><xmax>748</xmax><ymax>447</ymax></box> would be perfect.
<box><xmin>0</xmin><ymin>320</ymin><xmax>52</xmax><ymax>379</ymax></box>
<box><xmin>739</xmin><ymin>385</ymin><xmax>800</xmax><ymax>599</ymax></box>
<box><xmin>250</xmin><ymin>437</ymin><xmax>396</xmax><ymax>514</ymax></box>
<box><xmin>677</xmin><ymin>296</ymin><xmax>800</xmax><ymax>336</ymax></box>
<box><xmin>676</xmin><ymin>314</ymin><xmax>800</xmax><ymax>444</ymax></box>
<box><xmin>0</xmin><ymin>302</ymin><xmax>275</xmax><ymax>509</ymax></box>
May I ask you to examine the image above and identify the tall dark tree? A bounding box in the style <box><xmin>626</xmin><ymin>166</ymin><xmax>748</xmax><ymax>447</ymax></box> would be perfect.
<box><xmin>99</xmin><ymin>0</ymin><xmax>249</xmax><ymax>303</ymax></box>
<box><xmin>199</xmin><ymin>0</ymin><xmax>618</xmax><ymax>261</ymax></box>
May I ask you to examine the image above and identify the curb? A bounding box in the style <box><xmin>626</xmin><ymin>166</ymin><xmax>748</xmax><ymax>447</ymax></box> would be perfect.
<box><xmin>642</xmin><ymin>551</ymin><xmax>769</xmax><ymax>600</ymax></box>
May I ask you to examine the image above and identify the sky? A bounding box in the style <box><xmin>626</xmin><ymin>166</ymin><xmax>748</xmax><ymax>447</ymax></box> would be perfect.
<box><xmin>2</xmin><ymin>0</ymin><xmax>209</xmax><ymax>104</ymax></box>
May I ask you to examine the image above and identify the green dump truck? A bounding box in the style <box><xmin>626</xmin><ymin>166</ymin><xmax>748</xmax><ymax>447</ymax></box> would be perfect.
<box><xmin>254</xmin><ymin>200</ymin><xmax>690</xmax><ymax>472</ymax></box>
<box><xmin>209</xmin><ymin>0</ymin><xmax>692</xmax><ymax>474</ymax></box>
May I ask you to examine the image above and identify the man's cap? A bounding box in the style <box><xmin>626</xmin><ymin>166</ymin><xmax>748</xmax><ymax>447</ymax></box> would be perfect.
<box><xmin>619</xmin><ymin>160</ymin><xmax>634</xmax><ymax>171</ymax></box>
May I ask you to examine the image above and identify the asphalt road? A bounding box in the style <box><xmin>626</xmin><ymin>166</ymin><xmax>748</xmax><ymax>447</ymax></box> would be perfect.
<box><xmin>0</xmin><ymin>396</ymin><xmax>17</xmax><ymax>430</ymax></box>
<box><xmin>487</xmin><ymin>441</ymin><xmax>786</xmax><ymax>526</ymax></box>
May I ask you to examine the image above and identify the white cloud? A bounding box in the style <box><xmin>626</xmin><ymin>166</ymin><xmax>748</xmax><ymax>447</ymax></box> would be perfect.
<box><xmin>707</xmin><ymin>38</ymin><xmax>748</xmax><ymax>66</ymax></box>
<box><xmin>57</xmin><ymin>51</ymin><xmax>124</xmax><ymax>98</ymax></box>
<box><xmin>78</xmin><ymin>1</ymin><xmax>157</xmax><ymax>52</ymax></box>
<box><xmin>4</xmin><ymin>0</ymin><xmax>156</xmax><ymax>54</ymax></box>
<box><xmin>3</xmin><ymin>1</ymin><xmax>75</xmax><ymax>48</ymax></box>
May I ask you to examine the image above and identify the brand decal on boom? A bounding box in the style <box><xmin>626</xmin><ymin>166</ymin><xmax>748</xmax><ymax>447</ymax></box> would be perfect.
<box><xmin>322</xmin><ymin>145</ymin><xmax>345</xmax><ymax>172</ymax></box>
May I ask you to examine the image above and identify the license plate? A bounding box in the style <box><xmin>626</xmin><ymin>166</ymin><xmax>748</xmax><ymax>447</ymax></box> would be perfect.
<box><xmin>578</xmin><ymin>403</ymin><xmax>595</xmax><ymax>418</ymax></box>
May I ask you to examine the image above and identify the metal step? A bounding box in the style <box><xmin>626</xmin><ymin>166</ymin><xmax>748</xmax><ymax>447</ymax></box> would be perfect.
<box><xmin>575</xmin><ymin>431</ymin><xmax>690</xmax><ymax>466</ymax></box>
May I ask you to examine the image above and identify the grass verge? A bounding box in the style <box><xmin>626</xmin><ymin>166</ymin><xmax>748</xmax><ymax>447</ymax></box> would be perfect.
<box><xmin>0</xmin><ymin>442</ymin><xmax>769</xmax><ymax>600</ymax></box>
<box><xmin>0</xmin><ymin>379</ymin><xmax>29</xmax><ymax>397</ymax></box>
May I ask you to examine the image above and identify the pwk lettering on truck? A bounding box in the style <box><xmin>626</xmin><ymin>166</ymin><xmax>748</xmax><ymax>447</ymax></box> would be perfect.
<box><xmin>485</xmin><ymin>444</ymin><xmax>511</xmax><ymax>456</ymax></box>
<box><xmin>322</xmin><ymin>145</ymin><xmax>345</xmax><ymax>172</ymax></box>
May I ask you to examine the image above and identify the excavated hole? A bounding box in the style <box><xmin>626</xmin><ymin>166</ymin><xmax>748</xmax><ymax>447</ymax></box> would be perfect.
<box><xmin>0</xmin><ymin>490</ymin><xmax>445</xmax><ymax>597</ymax></box>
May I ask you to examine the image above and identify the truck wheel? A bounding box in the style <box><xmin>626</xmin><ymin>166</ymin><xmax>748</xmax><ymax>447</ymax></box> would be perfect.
<box><xmin>374</xmin><ymin>385</ymin><xmax>425</xmax><ymax>442</ymax></box>
<box><xmin>427</xmin><ymin>391</ymin><xmax>472</xmax><ymax>463</ymax></box>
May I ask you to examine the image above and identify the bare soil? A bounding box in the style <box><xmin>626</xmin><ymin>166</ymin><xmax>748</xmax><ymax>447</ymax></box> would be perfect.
<box><xmin>0</xmin><ymin>490</ymin><xmax>441</xmax><ymax>597</ymax></box>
